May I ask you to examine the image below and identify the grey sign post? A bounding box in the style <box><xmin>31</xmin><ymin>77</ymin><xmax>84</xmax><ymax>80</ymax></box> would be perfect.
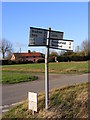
<box><xmin>45</xmin><ymin>28</ymin><xmax>51</xmax><ymax>110</ymax></box>
<box><xmin>29</xmin><ymin>26</ymin><xmax>73</xmax><ymax>111</ymax></box>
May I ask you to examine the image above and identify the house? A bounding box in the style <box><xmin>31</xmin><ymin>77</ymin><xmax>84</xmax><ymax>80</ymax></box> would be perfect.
<box><xmin>11</xmin><ymin>50</ymin><xmax>44</xmax><ymax>63</ymax></box>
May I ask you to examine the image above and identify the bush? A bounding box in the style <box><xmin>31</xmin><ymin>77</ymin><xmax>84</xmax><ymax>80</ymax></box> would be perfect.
<box><xmin>1</xmin><ymin>60</ymin><xmax>8</xmax><ymax>65</ymax></box>
<box><xmin>57</xmin><ymin>55</ymin><xmax>89</xmax><ymax>62</ymax></box>
<box><xmin>36</xmin><ymin>59</ymin><xmax>45</xmax><ymax>63</ymax></box>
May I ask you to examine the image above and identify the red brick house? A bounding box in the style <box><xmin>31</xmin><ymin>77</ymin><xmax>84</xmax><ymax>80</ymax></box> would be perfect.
<box><xmin>11</xmin><ymin>50</ymin><xmax>44</xmax><ymax>62</ymax></box>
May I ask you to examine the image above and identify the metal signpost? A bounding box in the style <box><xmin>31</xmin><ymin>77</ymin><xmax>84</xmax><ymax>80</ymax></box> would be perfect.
<box><xmin>29</xmin><ymin>27</ymin><xmax>74</xmax><ymax>111</ymax></box>
<box><xmin>50</xmin><ymin>39</ymin><xmax>74</xmax><ymax>51</ymax></box>
<box><xmin>45</xmin><ymin>28</ymin><xmax>51</xmax><ymax>110</ymax></box>
<box><xmin>29</xmin><ymin>27</ymin><xmax>63</xmax><ymax>46</ymax></box>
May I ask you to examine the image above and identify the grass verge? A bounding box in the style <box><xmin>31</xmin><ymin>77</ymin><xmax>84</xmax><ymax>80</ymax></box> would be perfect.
<box><xmin>2</xmin><ymin>82</ymin><xmax>89</xmax><ymax>119</ymax></box>
<box><xmin>1</xmin><ymin>72</ymin><xmax>38</xmax><ymax>84</ymax></box>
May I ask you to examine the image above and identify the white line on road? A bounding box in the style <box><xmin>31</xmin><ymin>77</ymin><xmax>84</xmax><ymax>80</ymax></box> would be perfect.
<box><xmin>1</xmin><ymin>101</ymin><xmax>24</xmax><ymax>113</ymax></box>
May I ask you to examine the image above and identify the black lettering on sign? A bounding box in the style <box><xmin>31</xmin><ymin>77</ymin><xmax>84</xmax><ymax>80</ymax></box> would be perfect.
<box><xmin>59</xmin><ymin>42</ymin><xmax>66</xmax><ymax>45</ymax></box>
<box><xmin>69</xmin><ymin>42</ymin><xmax>71</xmax><ymax>45</ymax></box>
<box><xmin>59</xmin><ymin>45</ymin><xmax>62</xmax><ymax>48</ymax></box>
<box><xmin>44</xmin><ymin>31</ymin><xmax>47</xmax><ymax>34</ymax></box>
<box><xmin>51</xmin><ymin>34</ymin><xmax>57</xmax><ymax>37</ymax></box>
<box><xmin>32</xmin><ymin>34</ymin><xmax>38</xmax><ymax>37</ymax></box>
<box><xmin>52</xmin><ymin>40</ymin><xmax>58</xmax><ymax>44</ymax></box>
<box><xmin>32</xmin><ymin>30</ymin><xmax>42</xmax><ymax>34</ymax></box>
<box><xmin>52</xmin><ymin>43</ymin><xmax>57</xmax><ymax>46</ymax></box>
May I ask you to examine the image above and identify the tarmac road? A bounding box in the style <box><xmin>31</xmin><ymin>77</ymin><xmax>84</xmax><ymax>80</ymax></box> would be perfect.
<box><xmin>2</xmin><ymin>73</ymin><xmax>88</xmax><ymax>107</ymax></box>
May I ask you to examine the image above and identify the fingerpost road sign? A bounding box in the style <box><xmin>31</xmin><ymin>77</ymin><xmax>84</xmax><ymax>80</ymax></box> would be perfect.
<box><xmin>29</xmin><ymin>27</ymin><xmax>63</xmax><ymax>46</ymax></box>
<box><xmin>29</xmin><ymin>27</ymin><xmax>74</xmax><ymax>111</ymax></box>
<box><xmin>50</xmin><ymin>39</ymin><xmax>74</xmax><ymax>51</ymax></box>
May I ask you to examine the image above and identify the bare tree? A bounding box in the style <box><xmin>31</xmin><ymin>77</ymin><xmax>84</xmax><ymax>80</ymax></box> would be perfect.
<box><xmin>59</xmin><ymin>50</ymin><xmax>65</xmax><ymax>56</ymax></box>
<box><xmin>0</xmin><ymin>39</ymin><xmax>13</xmax><ymax>59</ymax></box>
<box><xmin>75</xmin><ymin>45</ymin><xmax>80</xmax><ymax>53</ymax></box>
<box><xmin>81</xmin><ymin>40</ymin><xmax>88</xmax><ymax>56</ymax></box>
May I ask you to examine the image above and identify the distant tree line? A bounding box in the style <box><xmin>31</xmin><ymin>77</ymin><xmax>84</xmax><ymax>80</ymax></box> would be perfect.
<box><xmin>0</xmin><ymin>39</ymin><xmax>90</xmax><ymax>65</ymax></box>
<box><xmin>49</xmin><ymin>40</ymin><xmax>90</xmax><ymax>62</ymax></box>
<box><xmin>49</xmin><ymin>52</ymin><xmax>90</xmax><ymax>62</ymax></box>
<box><xmin>1</xmin><ymin>58</ymin><xmax>45</xmax><ymax>65</ymax></box>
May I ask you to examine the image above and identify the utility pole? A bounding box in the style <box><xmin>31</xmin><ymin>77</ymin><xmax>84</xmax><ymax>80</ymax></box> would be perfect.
<box><xmin>20</xmin><ymin>48</ymin><xmax>21</xmax><ymax>53</ymax></box>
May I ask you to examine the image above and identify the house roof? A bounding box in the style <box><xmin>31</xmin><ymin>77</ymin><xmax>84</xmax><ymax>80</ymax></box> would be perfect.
<box><xmin>13</xmin><ymin>52</ymin><xmax>43</xmax><ymax>57</ymax></box>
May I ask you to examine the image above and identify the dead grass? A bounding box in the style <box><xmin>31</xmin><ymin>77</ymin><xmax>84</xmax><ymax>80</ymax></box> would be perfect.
<box><xmin>2</xmin><ymin>82</ymin><xmax>89</xmax><ymax>119</ymax></box>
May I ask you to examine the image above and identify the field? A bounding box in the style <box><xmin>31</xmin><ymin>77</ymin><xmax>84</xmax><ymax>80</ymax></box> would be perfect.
<box><xmin>2</xmin><ymin>61</ymin><xmax>88</xmax><ymax>73</ymax></box>
<box><xmin>1</xmin><ymin>61</ymin><xmax>88</xmax><ymax>84</ymax></box>
<box><xmin>2</xmin><ymin>82</ymin><xmax>89</xmax><ymax>118</ymax></box>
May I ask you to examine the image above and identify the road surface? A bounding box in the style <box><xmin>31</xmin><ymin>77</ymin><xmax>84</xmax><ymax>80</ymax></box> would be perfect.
<box><xmin>2</xmin><ymin>73</ymin><xmax>88</xmax><ymax>107</ymax></box>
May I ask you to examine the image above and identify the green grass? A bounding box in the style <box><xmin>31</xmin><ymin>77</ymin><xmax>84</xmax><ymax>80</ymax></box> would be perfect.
<box><xmin>1</xmin><ymin>72</ymin><xmax>38</xmax><ymax>84</ymax></box>
<box><xmin>2</xmin><ymin>82</ymin><xmax>89</xmax><ymax>118</ymax></box>
<box><xmin>1</xmin><ymin>61</ymin><xmax>88</xmax><ymax>84</ymax></box>
<box><xmin>2</xmin><ymin>61</ymin><xmax>88</xmax><ymax>74</ymax></box>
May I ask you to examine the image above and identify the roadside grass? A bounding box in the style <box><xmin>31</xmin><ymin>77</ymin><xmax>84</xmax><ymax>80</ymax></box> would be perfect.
<box><xmin>1</xmin><ymin>71</ymin><xmax>38</xmax><ymax>84</ymax></box>
<box><xmin>2</xmin><ymin>82</ymin><xmax>89</xmax><ymax>118</ymax></box>
<box><xmin>2</xmin><ymin>61</ymin><xmax>88</xmax><ymax>74</ymax></box>
<box><xmin>1</xmin><ymin>61</ymin><xmax>88</xmax><ymax>84</ymax></box>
